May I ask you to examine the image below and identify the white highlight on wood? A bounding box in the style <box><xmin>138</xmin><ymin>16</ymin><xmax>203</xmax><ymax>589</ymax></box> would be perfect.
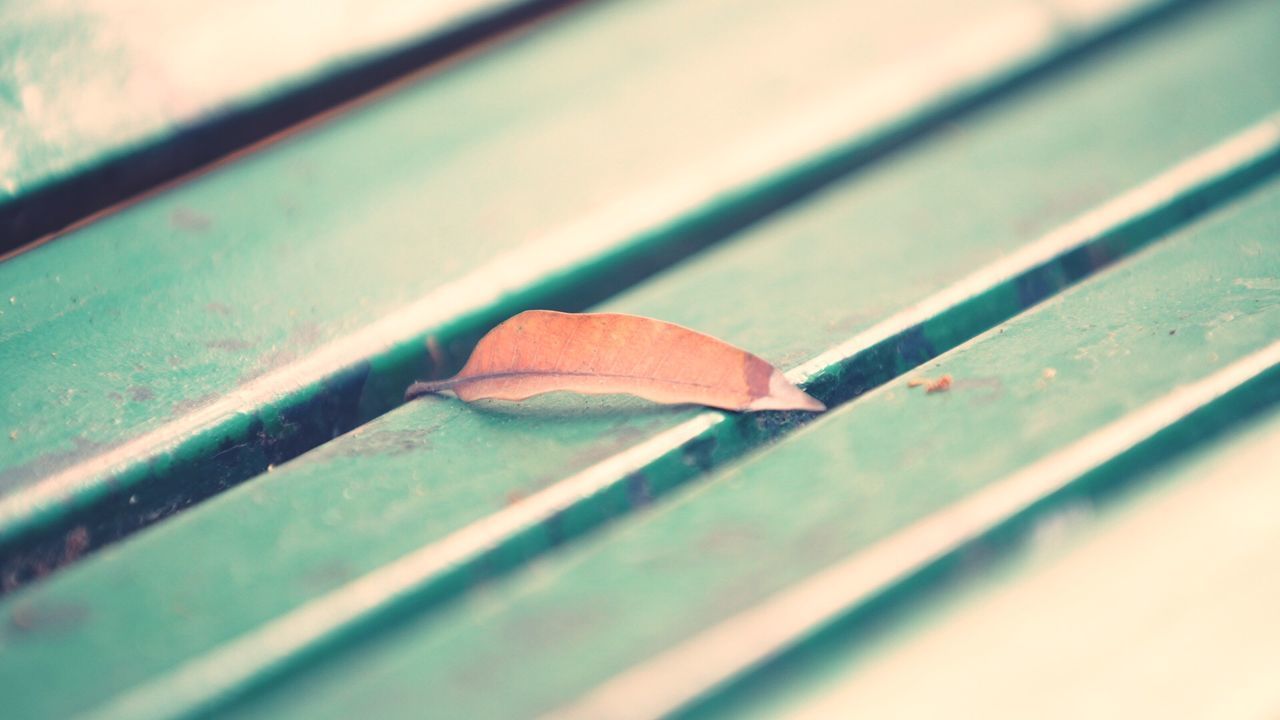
<box><xmin>551</xmin><ymin>339</ymin><xmax>1280</xmax><ymax>720</ymax></box>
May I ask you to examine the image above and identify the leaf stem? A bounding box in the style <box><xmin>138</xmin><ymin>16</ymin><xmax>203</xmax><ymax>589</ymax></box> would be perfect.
<box><xmin>404</xmin><ymin>379</ymin><xmax>458</xmax><ymax>401</ymax></box>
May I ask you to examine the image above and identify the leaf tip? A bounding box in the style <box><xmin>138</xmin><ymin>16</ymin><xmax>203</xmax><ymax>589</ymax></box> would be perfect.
<box><xmin>745</xmin><ymin>369</ymin><xmax>825</xmax><ymax>412</ymax></box>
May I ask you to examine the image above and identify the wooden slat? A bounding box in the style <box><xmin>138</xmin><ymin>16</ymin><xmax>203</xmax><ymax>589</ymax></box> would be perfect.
<box><xmin>0</xmin><ymin>0</ymin><xmax>1201</xmax><ymax>586</ymax></box>
<box><xmin>236</xmin><ymin>179</ymin><xmax>1280</xmax><ymax>720</ymax></box>
<box><xmin>1</xmin><ymin>1</ymin><xmax>1277</xmax><ymax>716</ymax></box>
<box><xmin>0</xmin><ymin>0</ymin><xmax>576</xmax><ymax>252</ymax></box>
<box><xmin>728</xmin><ymin>405</ymin><xmax>1280</xmax><ymax>720</ymax></box>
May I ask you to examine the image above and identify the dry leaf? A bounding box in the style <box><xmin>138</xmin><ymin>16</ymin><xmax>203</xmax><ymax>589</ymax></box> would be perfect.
<box><xmin>404</xmin><ymin>310</ymin><xmax>824</xmax><ymax>412</ymax></box>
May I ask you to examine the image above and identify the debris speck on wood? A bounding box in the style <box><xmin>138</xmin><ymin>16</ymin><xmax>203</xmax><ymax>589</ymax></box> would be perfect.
<box><xmin>925</xmin><ymin>375</ymin><xmax>953</xmax><ymax>393</ymax></box>
<box><xmin>908</xmin><ymin>374</ymin><xmax>953</xmax><ymax>393</ymax></box>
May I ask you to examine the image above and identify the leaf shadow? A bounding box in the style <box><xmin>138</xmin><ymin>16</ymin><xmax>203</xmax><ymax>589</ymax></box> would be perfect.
<box><xmin>409</xmin><ymin>392</ymin><xmax>706</xmax><ymax>424</ymax></box>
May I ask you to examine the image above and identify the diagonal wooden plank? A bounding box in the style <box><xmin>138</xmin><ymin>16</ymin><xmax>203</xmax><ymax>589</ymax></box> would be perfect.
<box><xmin>0</xmin><ymin>0</ymin><xmax>1205</xmax><ymax>586</ymax></box>
<box><xmin>0</xmin><ymin>0</ymin><xmax>580</xmax><ymax>252</ymax></box>
<box><xmin>235</xmin><ymin>178</ymin><xmax>1280</xmax><ymax>720</ymax></box>
<box><xmin>1</xmin><ymin>2</ymin><xmax>1276</xmax><ymax>715</ymax></box>
<box><xmin>735</xmin><ymin>405</ymin><xmax>1280</xmax><ymax>720</ymax></box>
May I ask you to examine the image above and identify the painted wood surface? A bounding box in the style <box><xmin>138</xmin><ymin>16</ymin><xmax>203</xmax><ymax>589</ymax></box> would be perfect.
<box><xmin>233</xmin><ymin>177</ymin><xmax>1280</xmax><ymax>720</ymax></box>
<box><xmin>0</xmin><ymin>0</ymin><xmax>1203</xmax><ymax>587</ymax></box>
<box><xmin>719</xmin><ymin>404</ymin><xmax>1280</xmax><ymax>720</ymax></box>
<box><xmin>1</xmin><ymin>1</ymin><xmax>1277</xmax><ymax>716</ymax></box>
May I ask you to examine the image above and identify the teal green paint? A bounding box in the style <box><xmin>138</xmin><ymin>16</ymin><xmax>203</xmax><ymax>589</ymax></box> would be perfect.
<box><xmin>0</xmin><ymin>0</ymin><xmax>559</xmax><ymax>244</ymax></box>
<box><xmin>225</xmin><ymin>177</ymin><xmax>1280</xmax><ymax>720</ymax></box>
<box><xmin>714</xmin><ymin>407</ymin><xmax>1280</xmax><ymax>719</ymax></box>
<box><xmin>2</xmin><ymin>0</ymin><xmax>1278</xmax><ymax>714</ymax></box>
<box><xmin>0</xmin><ymin>0</ymin><xmax>1041</xmax><ymax>565</ymax></box>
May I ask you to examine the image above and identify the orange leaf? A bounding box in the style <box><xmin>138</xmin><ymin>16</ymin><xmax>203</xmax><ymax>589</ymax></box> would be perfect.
<box><xmin>404</xmin><ymin>310</ymin><xmax>824</xmax><ymax>412</ymax></box>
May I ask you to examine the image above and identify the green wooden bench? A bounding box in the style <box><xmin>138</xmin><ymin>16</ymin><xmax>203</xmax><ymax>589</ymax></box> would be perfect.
<box><xmin>2</xmin><ymin>0</ymin><xmax>1278</xmax><ymax>717</ymax></box>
